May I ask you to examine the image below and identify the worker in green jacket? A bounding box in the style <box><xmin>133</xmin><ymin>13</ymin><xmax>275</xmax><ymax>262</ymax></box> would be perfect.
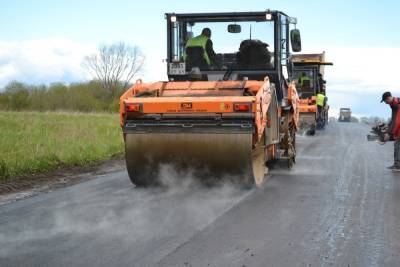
<box><xmin>299</xmin><ymin>72</ymin><xmax>311</xmax><ymax>87</ymax></box>
<box><xmin>316</xmin><ymin>92</ymin><xmax>326</xmax><ymax>128</ymax></box>
<box><xmin>317</xmin><ymin>92</ymin><xmax>326</xmax><ymax>107</ymax></box>
<box><xmin>186</xmin><ymin>28</ymin><xmax>217</xmax><ymax>66</ymax></box>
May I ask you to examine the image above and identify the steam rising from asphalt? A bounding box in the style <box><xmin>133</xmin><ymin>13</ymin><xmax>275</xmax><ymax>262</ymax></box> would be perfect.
<box><xmin>0</xmin><ymin>165</ymin><xmax>252</xmax><ymax>260</ymax></box>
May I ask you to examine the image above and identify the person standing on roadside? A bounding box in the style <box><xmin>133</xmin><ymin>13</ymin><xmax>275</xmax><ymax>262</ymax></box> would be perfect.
<box><xmin>382</xmin><ymin>91</ymin><xmax>400</xmax><ymax>171</ymax></box>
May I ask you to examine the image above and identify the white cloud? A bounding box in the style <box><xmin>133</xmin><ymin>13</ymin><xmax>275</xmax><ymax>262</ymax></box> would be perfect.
<box><xmin>0</xmin><ymin>39</ymin><xmax>398</xmax><ymax>118</ymax></box>
<box><xmin>0</xmin><ymin>38</ymin><xmax>95</xmax><ymax>87</ymax></box>
<box><xmin>1</xmin><ymin>40</ymin><xmax>398</xmax><ymax>94</ymax></box>
<box><xmin>140</xmin><ymin>51</ymin><xmax>168</xmax><ymax>83</ymax></box>
<box><xmin>303</xmin><ymin>46</ymin><xmax>400</xmax><ymax>94</ymax></box>
<box><xmin>301</xmin><ymin>46</ymin><xmax>400</xmax><ymax>118</ymax></box>
<box><xmin>0</xmin><ymin>38</ymin><xmax>168</xmax><ymax>88</ymax></box>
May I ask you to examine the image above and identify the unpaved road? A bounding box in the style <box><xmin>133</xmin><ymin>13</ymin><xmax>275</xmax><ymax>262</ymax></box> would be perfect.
<box><xmin>1</xmin><ymin>122</ymin><xmax>400</xmax><ymax>267</ymax></box>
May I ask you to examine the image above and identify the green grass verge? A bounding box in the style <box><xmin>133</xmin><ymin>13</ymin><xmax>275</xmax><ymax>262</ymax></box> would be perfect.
<box><xmin>0</xmin><ymin>111</ymin><xmax>124</xmax><ymax>181</ymax></box>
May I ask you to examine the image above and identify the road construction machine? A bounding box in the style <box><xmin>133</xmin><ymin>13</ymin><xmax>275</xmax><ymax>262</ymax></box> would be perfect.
<box><xmin>291</xmin><ymin>53</ymin><xmax>333</xmax><ymax>134</ymax></box>
<box><xmin>120</xmin><ymin>11</ymin><xmax>302</xmax><ymax>187</ymax></box>
<box><xmin>339</xmin><ymin>108</ymin><xmax>352</xmax><ymax>122</ymax></box>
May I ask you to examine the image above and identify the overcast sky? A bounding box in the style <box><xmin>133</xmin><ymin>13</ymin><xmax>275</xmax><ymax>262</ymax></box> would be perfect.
<box><xmin>0</xmin><ymin>0</ymin><xmax>399</xmax><ymax>118</ymax></box>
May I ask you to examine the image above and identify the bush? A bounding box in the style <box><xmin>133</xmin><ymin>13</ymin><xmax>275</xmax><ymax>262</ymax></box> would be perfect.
<box><xmin>5</xmin><ymin>81</ymin><xmax>30</xmax><ymax>111</ymax></box>
<box><xmin>0</xmin><ymin>80</ymin><xmax>128</xmax><ymax>113</ymax></box>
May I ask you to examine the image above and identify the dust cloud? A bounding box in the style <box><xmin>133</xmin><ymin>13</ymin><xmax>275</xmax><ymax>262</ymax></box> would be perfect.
<box><xmin>0</xmin><ymin>164</ymin><xmax>252</xmax><ymax>259</ymax></box>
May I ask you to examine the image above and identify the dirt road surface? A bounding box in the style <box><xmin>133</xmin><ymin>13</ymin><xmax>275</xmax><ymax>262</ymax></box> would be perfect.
<box><xmin>1</xmin><ymin>122</ymin><xmax>399</xmax><ymax>267</ymax></box>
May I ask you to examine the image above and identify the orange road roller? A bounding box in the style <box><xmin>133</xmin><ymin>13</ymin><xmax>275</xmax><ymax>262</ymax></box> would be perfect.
<box><xmin>120</xmin><ymin>11</ymin><xmax>302</xmax><ymax>187</ymax></box>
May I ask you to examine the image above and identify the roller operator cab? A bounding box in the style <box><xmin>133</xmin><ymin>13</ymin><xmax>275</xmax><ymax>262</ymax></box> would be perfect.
<box><xmin>291</xmin><ymin>67</ymin><xmax>319</xmax><ymax>134</ymax></box>
<box><xmin>120</xmin><ymin>11</ymin><xmax>302</xmax><ymax>188</ymax></box>
<box><xmin>166</xmin><ymin>11</ymin><xmax>301</xmax><ymax>101</ymax></box>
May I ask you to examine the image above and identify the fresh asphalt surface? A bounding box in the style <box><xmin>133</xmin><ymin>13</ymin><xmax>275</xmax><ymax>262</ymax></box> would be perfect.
<box><xmin>1</xmin><ymin>122</ymin><xmax>400</xmax><ymax>267</ymax></box>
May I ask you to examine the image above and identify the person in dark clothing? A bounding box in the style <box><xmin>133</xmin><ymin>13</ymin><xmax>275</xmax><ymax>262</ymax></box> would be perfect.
<box><xmin>201</xmin><ymin>28</ymin><xmax>217</xmax><ymax>66</ymax></box>
<box><xmin>382</xmin><ymin>91</ymin><xmax>400</xmax><ymax>171</ymax></box>
<box><xmin>237</xmin><ymin>39</ymin><xmax>272</xmax><ymax>69</ymax></box>
<box><xmin>318</xmin><ymin>73</ymin><xmax>326</xmax><ymax>93</ymax></box>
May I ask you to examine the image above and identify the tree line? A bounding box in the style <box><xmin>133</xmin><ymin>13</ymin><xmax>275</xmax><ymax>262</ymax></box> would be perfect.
<box><xmin>0</xmin><ymin>80</ymin><xmax>124</xmax><ymax>112</ymax></box>
<box><xmin>0</xmin><ymin>42</ymin><xmax>145</xmax><ymax>113</ymax></box>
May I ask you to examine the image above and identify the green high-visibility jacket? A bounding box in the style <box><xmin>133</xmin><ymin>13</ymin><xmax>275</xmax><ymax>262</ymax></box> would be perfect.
<box><xmin>317</xmin><ymin>93</ymin><xmax>325</xmax><ymax>107</ymax></box>
<box><xmin>299</xmin><ymin>76</ymin><xmax>310</xmax><ymax>86</ymax></box>
<box><xmin>185</xmin><ymin>35</ymin><xmax>211</xmax><ymax>65</ymax></box>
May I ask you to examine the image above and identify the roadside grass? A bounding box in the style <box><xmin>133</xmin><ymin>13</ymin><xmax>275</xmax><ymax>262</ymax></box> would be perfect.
<box><xmin>0</xmin><ymin>111</ymin><xmax>124</xmax><ymax>182</ymax></box>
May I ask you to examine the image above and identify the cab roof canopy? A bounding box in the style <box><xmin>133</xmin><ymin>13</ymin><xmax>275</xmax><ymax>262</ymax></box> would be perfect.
<box><xmin>292</xmin><ymin>53</ymin><xmax>333</xmax><ymax>75</ymax></box>
<box><xmin>165</xmin><ymin>11</ymin><xmax>292</xmax><ymax>22</ymax></box>
<box><xmin>292</xmin><ymin>53</ymin><xmax>333</xmax><ymax>66</ymax></box>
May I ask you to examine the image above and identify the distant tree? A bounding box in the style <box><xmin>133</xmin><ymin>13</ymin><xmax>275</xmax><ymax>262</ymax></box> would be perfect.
<box><xmin>5</xmin><ymin>81</ymin><xmax>30</xmax><ymax>110</ymax></box>
<box><xmin>0</xmin><ymin>93</ymin><xmax>9</xmax><ymax>110</ymax></box>
<box><xmin>67</xmin><ymin>82</ymin><xmax>106</xmax><ymax>112</ymax></box>
<box><xmin>0</xmin><ymin>79</ymin><xmax>129</xmax><ymax>113</ymax></box>
<box><xmin>28</xmin><ymin>85</ymin><xmax>48</xmax><ymax>111</ymax></box>
<box><xmin>82</xmin><ymin>42</ymin><xmax>145</xmax><ymax>98</ymax></box>
<box><xmin>46</xmin><ymin>83</ymin><xmax>68</xmax><ymax>110</ymax></box>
